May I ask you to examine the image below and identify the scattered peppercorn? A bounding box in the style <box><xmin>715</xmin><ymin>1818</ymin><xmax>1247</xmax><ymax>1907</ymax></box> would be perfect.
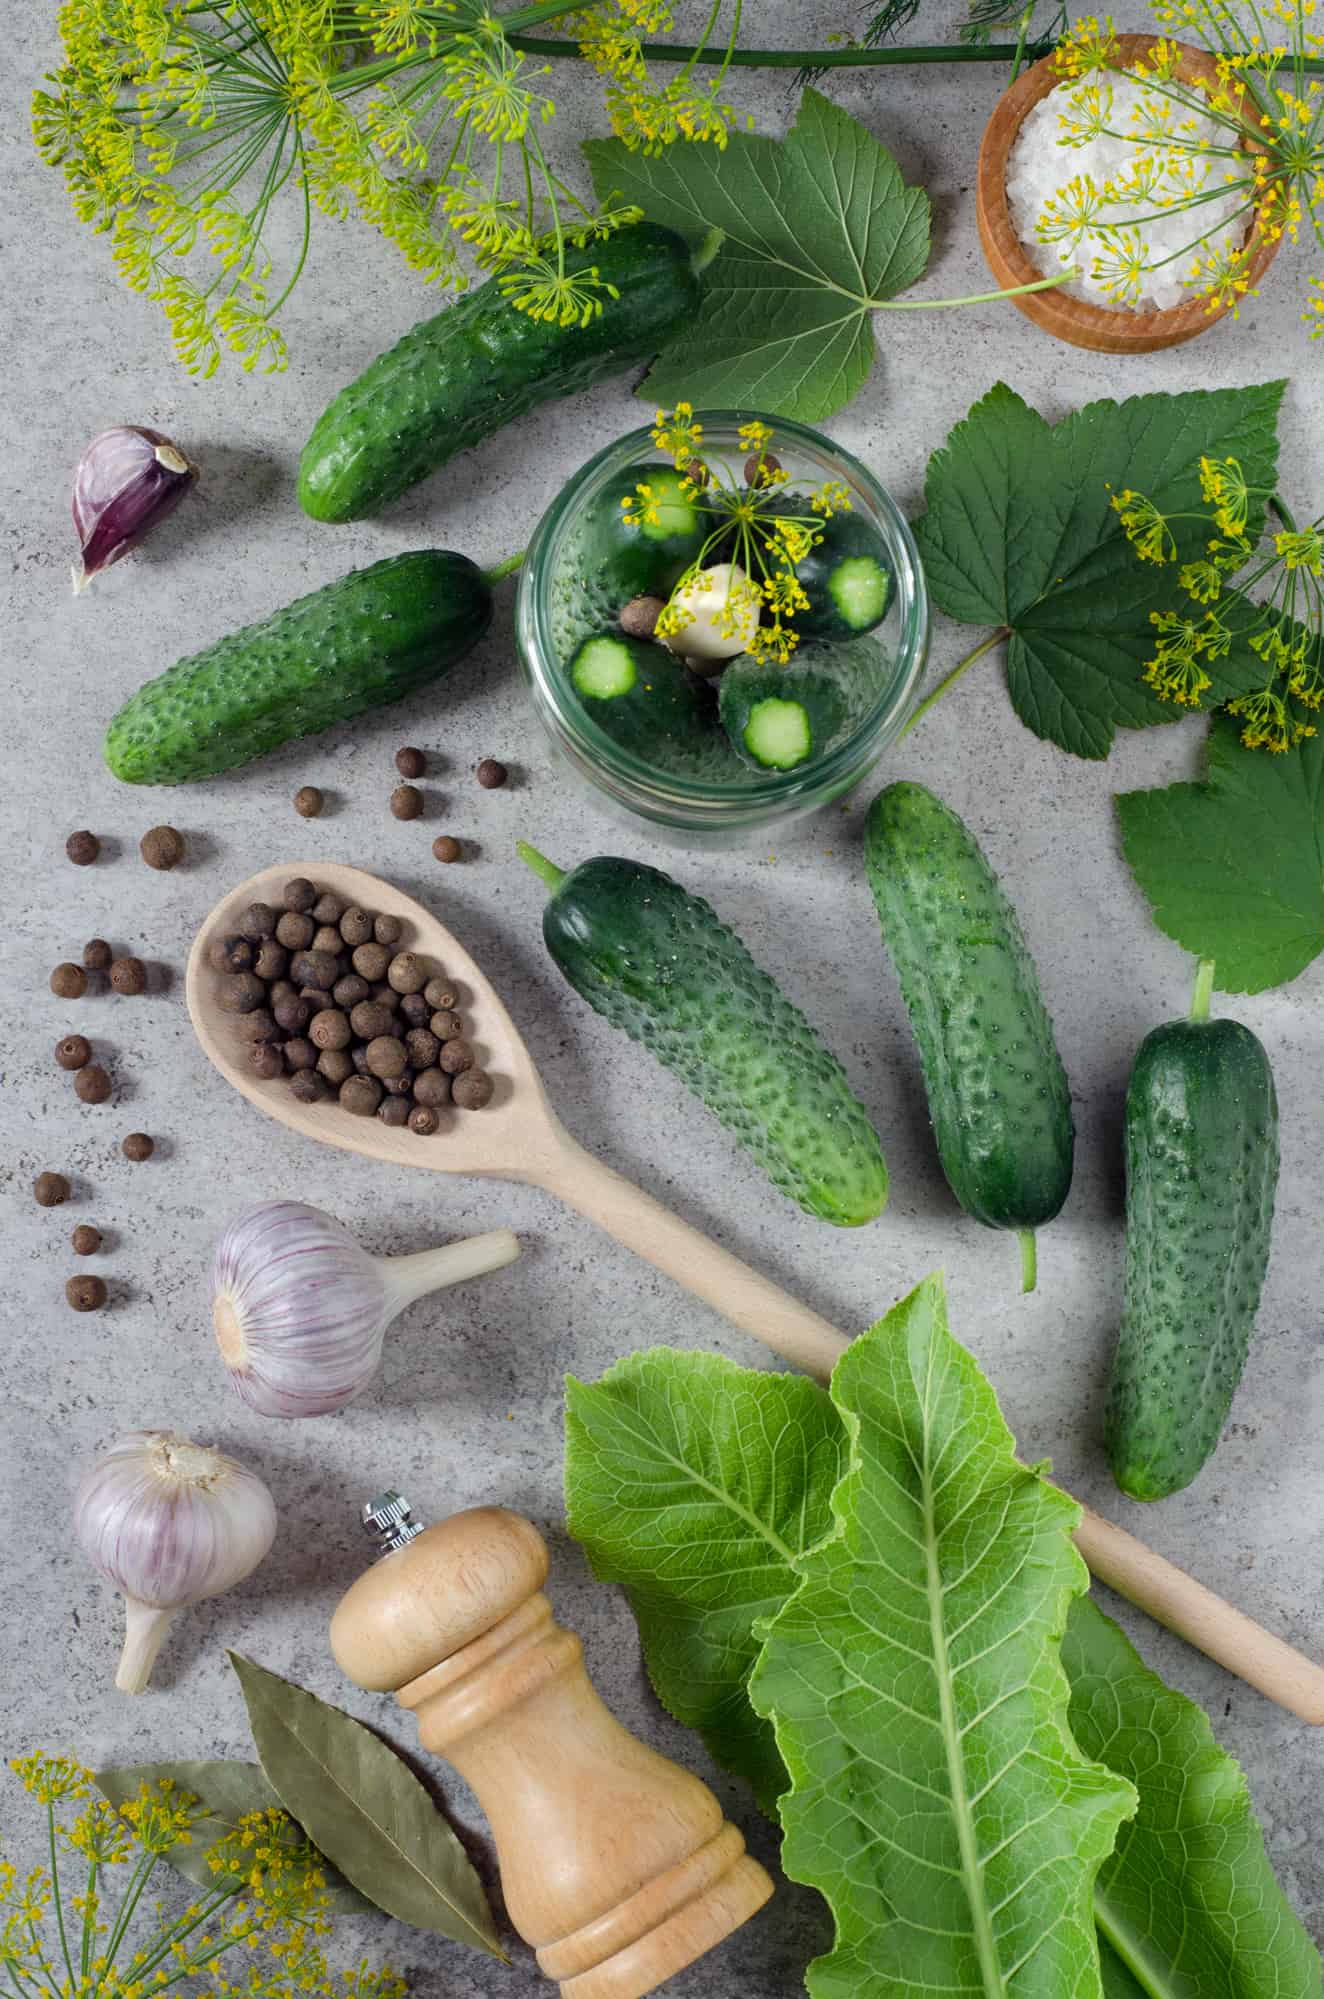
<box><xmin>75</xmin><ymin>1064</ymin><xmax>112</xmax><ymax>1104</ymax></box>
<box><xmin>83</xmin><ymin>939</ymin><xmax>112</xmax><ymax>971</ymax></box>
<box><xmin>55</xmin><ymin>1034</ymin><xmax>92</xmax><ymax>1071</ymax></box>
<box><xmin>109</xmin><ymin>956</ymin><xmax>147</xmax><ymax>996</ymax></box>
<box><xmin>432</xmin><ymin>835</ymin><xmax>462</xmax><ymax>864</ymax></box>
<box><xmin>122</xmin><ymin>1132</ymin><xmax>154</xmax><ymax>1161</ymax></box>
<box><xmin>395</xmin><ymin>746</ymin><xmax>426</xmax><ymax>779</ymax></box>
<box><xmin>409</xmin><ymin>1104</ymin><xmax>439</xmax><ymax>1135</ymax></box>
<box><xmin>619</xmin><ymin>596</ymin><xmax>666</xmax><ymax>641</ymax></box>
<box><xmin>476</xmin><ymin>758</ymin><xmax>508</xmax><ymax>789</ymax></box>
<box><xmin>452</xmin><ymin>1069</ymin><xmax>494</xmax><ymax>1110</ymax></box>
<box><xmin>140</xmin><ymin>825</ymin><xmax>185</xmax><ymax>871</ymax></box>
<box><xmin>67</xmin><ymin>1274</ymin><xmax>107</xmax><ymax>1312</ymax></box>
<box><xmin>66</xmin><ymin>830</ymin><xmax>100</xmax><ymax>866</ymax></box>
<box><xmin>51</xmin><ymin>962</ymin><xmax>88</xmax><ymax>999</ymax></box>
<box><xmin>294</xmin><ymin>786</ymin><xmax>324</xmax><ymax>818</ymax></box>
<box><xmin>34</xmin><ymin>1172</ymin><xmax>71</xmax><ymax>1207</ymax></box>
<box><xmin>72</xmin><ymin>1224</ymin><xmax>102</xmax><ymax>1255</ymax></box>
<box><xmin>390</xmin><ymin>783</ymin><xmax>424</xmax><ymax>820</ymax></box>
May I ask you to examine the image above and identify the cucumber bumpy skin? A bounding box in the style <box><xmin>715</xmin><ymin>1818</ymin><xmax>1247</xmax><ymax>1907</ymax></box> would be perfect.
<box><xmin>104</xmin><ymin>551</ymin><xmax>491</xmax><ymax>784</ymax></box>
<box><xmin>299</xmin><ymin>225</ymin><xmax>702</xmax><ymax>524</ymax></box>
<box><xmin>864</xmin><ymin>782</ymin><xmax>1073</xmax><ymax>1286</ymax></box>
<box><xmin>1106</xmin><ymin>1009</ymin><xmax>1279</xmax><ymax>1502</ymax></box>
<box><xmin>520</xmin><ymin>847</ymin><xmax>888</xmax><ymax>1228</ymax></box>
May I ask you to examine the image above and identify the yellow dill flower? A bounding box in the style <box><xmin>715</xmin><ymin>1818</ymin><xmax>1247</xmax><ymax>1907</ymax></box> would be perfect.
<box><xmin>651</xmin><ymin>402</ymin><xmax>704</xmax><ymax>468</ymax></box>
<box><xmin>1111</xmin><ymin>487</ymin><xmax>1176</xmax><ymax>563</ymax></box>
<box><xmin>1053</xmin><ymin>13</ymin><xmax>1121</xmax><ymax>78</ymax></box>
<box><xmin>1143</xmin><ymin>610</ymin><xmax>1213</xmax><ymax>706</ymax></box>
<box><xmin>810</xmin><ymin>479</ymin><xmax>852</xmax><ymax>518</ymax></box>
<box><xmin>1179</xmin><ymin>555</ymin><xmax>1225</xmax><ymax>602</ymax></box>
<box><xmin>622</xmin><ymin>482</ymin><xmax>661</xmax><ymax>528</ymax></box>
<box><xmin>1276</xmin><ymin>524</ymin><xmax>1324</xmax><ymax>572</ymax></box>
<box><xmin>1199</xmin><ymin>454</ymin><xmax>1252</xmax><ymax>535</ymax></box>
<box><xmin>1092</xmin><ymin>226</ymin><xmax>1151</xmax><ymax>306</ymax></box>
<box><xmin>11</xmin><ymin>1757</ymin><xmax>92</xmax><ymax>1805</ymax></box>
<box><xmin>1228</xmin><ymin>685</ymin><xmax>1308</xmax><ymax>750</ymax></box>
<box><xmin>1037</xmin><ymin>173</ymin><xmax>1104</xmax><ymax>245</ymax></box>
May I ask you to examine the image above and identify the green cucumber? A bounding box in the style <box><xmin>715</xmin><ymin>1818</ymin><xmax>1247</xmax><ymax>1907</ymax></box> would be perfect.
<box><xmin>104</xmin><ymin>551</ymin><xmax>490</xmax><ymax>785</ymax></box>
<box><xmin>1105</xmin><ymin>970</ymin><xmax>1279</xmax><ymax>1501</ymax></box>
<box><xmin>864</xmin><ymin>782</ymin><xmax>1073</xmax><ymax>1288</ymax></box>
<box><xmin>796</xmin><ymin>510</ymin><xmax>892</xmax><ymax>639</ymax></box>
<box><xmin>574</xmin><ymin>463</ymin><xmax>710</xmax><ymax>609</ymax></box>
<box><xmin>519</xmin><ymin>846</ymin><xmax>889</xmax><ymax>1227</ymax></box>
<box><xmin>300</xmin><ymin>225</ymin><xmax>702</xmax><ymax>523</ymax></box>
<box><xmin>718</xmin><ymin>654</ymin><xmax>848</xmax><ymax>770</ymax></box>
<box><xmin>569</xmin><ymin>632</ymin><xmax>714</xmax><ymax>760</ymax></box>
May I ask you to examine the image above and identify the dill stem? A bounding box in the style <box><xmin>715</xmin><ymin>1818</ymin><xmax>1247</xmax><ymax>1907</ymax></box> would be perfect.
<box><xmin>1190</xmin><ymin>958</ymin><xmax>1216</xmax><ymax>1021</ymax></box>
<box><xmin>505</xmin><ymin>32</ymin><xmax>1055</xmax><ymax>66</ymax></box>
<box><xmin>485</xmin><ymin>548</ymin><xmax>527</xmax><ymax>583</ymax></box>
<box><xmin>897</xmin><ymin>627</ymin><xmax>1010</xmax><ymax>740</ymax></box>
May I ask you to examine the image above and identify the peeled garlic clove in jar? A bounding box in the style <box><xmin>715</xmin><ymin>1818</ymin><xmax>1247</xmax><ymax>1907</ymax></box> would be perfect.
<box><xmin>660</xmin><ymin>561</ymin><xmax>761</xmax><ymax>671</ymax></box>
<box><xmin>72</xmin><ymin>425</ymin><xmax>196</xmax><ymax>591</ymax></box>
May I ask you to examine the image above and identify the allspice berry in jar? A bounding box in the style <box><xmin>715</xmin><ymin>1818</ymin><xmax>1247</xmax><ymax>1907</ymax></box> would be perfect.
<box><xmin>140</xmin><ymin>825</ymin><xmax>185</xmax><ymax>871</ymax></box>
<box><xmin>110</xmin><ymin>956</ymin><xmax>147</xmax><ymax>996</ymax></box>
<box><xmin>75</xmin><ymin>1064</ymin><xmax>112</xmax><ymax>1104</ymax></box>
<box><xmin>55</xmin><ymin>1034</ymin><xmax>92</xmax><ymax>1071</ymax></box>
<box><xmin>34</xmin><ymin>1172</ymin><xmax>71</xmax><ymax>1207</ymax></box>
<box><xmin>51</xmin><ymin>962</ymin><xmax>88</xmax><ymax>999</ymax></box>
<box><xmin>67</xmin><ymin>1274</ymin><xmax>107</xmax><ymax>1312</ymax></box>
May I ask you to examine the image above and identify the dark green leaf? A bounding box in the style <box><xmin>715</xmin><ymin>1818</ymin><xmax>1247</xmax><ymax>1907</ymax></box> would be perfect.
<box><xmin>914</xmin><ymin>380</ymin><xmax>1286</xmax><ymax>758</ymax></box>
<box><xmin>1116</xmin><ymin>709</ymin><xmax>1324</xmax><ymax>992</ymax></box>
<box><xmin>565</xmin><ymin>1348</ymin><xmax>846</xmax><ymax>1813</ymax></box>
<box><xmin>229</xmin><ymin>1655</ymin><xmax>503</xmax><ymax>1955</ymax></box>
<box><xmin>94</xmin><ymin>1760</ymin><xmax>375</xmax><ymax>1914</ymax></box>
<box><xmin>584</xmin><ymin>89</ymin><xmax>930</xmax><ymax>421</ymax></box>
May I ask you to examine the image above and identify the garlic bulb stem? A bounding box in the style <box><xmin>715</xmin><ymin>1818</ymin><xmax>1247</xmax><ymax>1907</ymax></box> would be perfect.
<box><xmin>117</xmin><ymin>1601</ymin><xmax>180</xmax><ymax>1695</ymax></box>
<box><xmin>377</xmin><ymin>1229</ymin><xmax>521</xmax><ymax>1315</ymax></box>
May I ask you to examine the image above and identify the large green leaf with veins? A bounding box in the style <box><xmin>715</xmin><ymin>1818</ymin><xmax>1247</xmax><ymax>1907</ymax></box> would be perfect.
<box><xmin>566</xmin><ymin>1349</ymin><xmax>846</xmax><ymax>1812</ymax></box>
<box><xmin>749</xmin><ymin>1275</ymin><xmax>1134</xmax><ymax>1997</ymax></box>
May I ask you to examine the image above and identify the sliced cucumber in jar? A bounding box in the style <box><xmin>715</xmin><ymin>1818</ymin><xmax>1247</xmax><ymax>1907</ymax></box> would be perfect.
<box><xmin>718</xmin><ymin>655</ymin><xmax>850</xmax><ymax>771</ymax></box>
<box><xmin>794</xmin><ymin>510</ymin><xmax>893</xmax><ymax>640</ymax></box>
<box><xmin>568</xmin><ymin>631</ymin><xmax>717</xmax><ymax>763</ymax></box>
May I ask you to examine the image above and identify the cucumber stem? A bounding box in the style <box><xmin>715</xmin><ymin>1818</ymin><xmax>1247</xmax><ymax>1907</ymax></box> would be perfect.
<box><xmin>517</xmin><ymin>840</ymin><xmax>568</xmax><ymax>893</ymax></box>
<box><xmin>485</xmin><ymin>549</ymin><xmax>526</xmax><ymax>585</ymax></box>
<box><xmin>1189</xmin><ymin>958</ymin><xmax>1216</xmax><ymax>1022</ymax></box>
<box><xmin>1018</xmin><ymin>1230</ymin><xmax>1038</xmax><ymax>1295</ymax></box>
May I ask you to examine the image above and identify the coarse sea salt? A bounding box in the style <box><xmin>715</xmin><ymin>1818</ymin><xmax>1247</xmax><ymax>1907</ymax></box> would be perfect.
<box><xmin>1006</xmin><ymin>74</ymin><xmax>1250</xmax><ymax>313</ymax></box>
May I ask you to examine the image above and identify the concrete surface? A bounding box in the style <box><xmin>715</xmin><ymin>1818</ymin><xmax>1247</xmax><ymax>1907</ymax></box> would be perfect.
<box><xmin>3</xmin><ymin>3</ymin><xmax>1321</xmax><ymax>1990</ymax></box>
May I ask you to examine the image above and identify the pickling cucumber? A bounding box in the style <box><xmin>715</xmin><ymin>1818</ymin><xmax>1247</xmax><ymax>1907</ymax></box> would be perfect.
<box><xmin>864</xmin><ymin>782</ymin><xmax>1073</xmax><ymax>1288</ymax></box>
<box><xmin>718</xmin><ymin>654</ymin><xmax>848</xmax><ymax>770</ymax></box>
<box><xmin>104</xmin><ymin>551</ymin><xmax>491</xmax><ymax>784</ymax></box>
<box><xmin>795</xmin><ymin>509</ymin><xmax>892</xmax><ymax>639</ymax></box>
<box><xmin>569</xmin><ymin>632</ymin><xmax>714</xmax><ymax>760</ymax></box>
<box><xmin>300</xmin><ymin>224</ymin><xmax>702</xmax><ymax>523</ymax></box>
<box><xmin>577</xmin><ymin>463</ymin><xmax>710</xmax><ymax>609</ymax></box>
<box><xmin>1105</xmin><ymin>978</ymin><xmax>1279</xmax><ymax>1501</ymax></box>
<box><xmin>518</xmin><ymin>846</ymin><xmax>889</xmax><ymax>1227</ymax></box>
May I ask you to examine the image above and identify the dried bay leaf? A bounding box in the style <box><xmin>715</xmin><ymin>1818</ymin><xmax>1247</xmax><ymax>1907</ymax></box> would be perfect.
<box><xmin>94</xmin><ymin>1759</ymin><xmax>375</xmax><ymax>1915</ymax></box>
<box><xmin>229</xmin><ymin>1655</ymin><xmax>504</xmax><ymax>1957</ymax></box>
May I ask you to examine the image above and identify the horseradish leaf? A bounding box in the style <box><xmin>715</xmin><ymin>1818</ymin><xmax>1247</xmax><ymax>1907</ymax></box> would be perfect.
<box><xmin>1117</xmin><ymin>709</ymin><xmax>1324</xmax><ymax>993</ymax></box>
<box><xmin>914</xmin><ymin>380</ymin><xmax>1285</xmax><ymax>758</ymax></box>
<box><xmin>565</xmin><ymin>1348</ymin><xmax>845</xmax><ymax>1812</ymax></box>
<box><xmin>749</xmin><ymin>1274</ymin><xmax>1135</xmax><ymax>1998</ymax></box>
<box><xmin>584</xmin><ymin>89</ymin><xmax>930</xmax><ymax>420</ymax></box>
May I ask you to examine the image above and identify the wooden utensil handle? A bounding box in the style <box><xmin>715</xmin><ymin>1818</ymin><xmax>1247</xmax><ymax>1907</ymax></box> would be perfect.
<box><xmin>534</xmin><ymin>1122</ymin><xmax>1324</xmax><ymax>1726</ymax></box>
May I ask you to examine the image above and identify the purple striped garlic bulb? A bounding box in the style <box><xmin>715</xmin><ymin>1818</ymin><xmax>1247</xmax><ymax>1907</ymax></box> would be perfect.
<box><xmin>74</xmin><ymin>1431</ymin><xmax>276</xmax><ymax>1693</ymax></box>
<box><xmin>212</xmin><ymin>1200</ymin><xmax>520</xmax><ymax>1420</ymax></box>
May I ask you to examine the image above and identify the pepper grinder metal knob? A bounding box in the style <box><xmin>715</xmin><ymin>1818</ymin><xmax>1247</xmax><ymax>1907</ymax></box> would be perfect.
<box><xmin>329</xmin><ymin>1502</ymin><xmax>773</xmax><ymax>1999</ymax></box>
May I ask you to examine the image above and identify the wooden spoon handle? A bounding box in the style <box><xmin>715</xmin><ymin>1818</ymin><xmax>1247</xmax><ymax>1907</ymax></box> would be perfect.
<box><xmin>534</xmin><ymin>1122</ymin><xmax>1324</xmax><ymax>1725</ymax></box>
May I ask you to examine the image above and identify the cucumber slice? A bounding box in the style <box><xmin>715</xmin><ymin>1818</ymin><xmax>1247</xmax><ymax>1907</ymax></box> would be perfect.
<box><xmin>795</xmin><ymin>510</ymin><xmax>892</xmax><ymax>640</ymax></box>
<box><xmin>718</xmin><ymin>655</ymin><xmax>849</xmax><ymax>771</ymax></box>
<box><xmin>568</xmin><ymin>631</ymin><xmax>717</xmax><ymax>765</ymax></box>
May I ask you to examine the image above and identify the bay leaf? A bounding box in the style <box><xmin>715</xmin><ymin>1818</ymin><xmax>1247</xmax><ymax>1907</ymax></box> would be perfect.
<box><xmin>229</xmin><ymin>1654</ymin><xmax>504</xmax><ymax>1957</ymax></box>
<box><xmin>95</xmin><ymin>1758</ymin><xmax>376</xmax><ymax>1915</ymax></box>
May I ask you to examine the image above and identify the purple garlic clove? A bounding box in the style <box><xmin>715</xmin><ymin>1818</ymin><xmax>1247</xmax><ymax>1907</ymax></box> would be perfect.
<box><xmin>72</xmin><ymin>425</ymin><xmax>196</xmax><ymax>591</ymax></box>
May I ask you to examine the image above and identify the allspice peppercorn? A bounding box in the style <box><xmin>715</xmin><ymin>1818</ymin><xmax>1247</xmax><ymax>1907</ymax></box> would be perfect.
<box><xmin>122</xmin><ymin>1132</ymin><xmax>154</xmax><ymax>1162</ymax></box>
<box><xmin>390</xmin><ymin>783</ymin><xmax>424</xmax><ymax>821</ymax></box>
<box><xmin>294</xmin><ymin>785</ymin><xmax>324</xmax><ymax>818</ymax></box>
<box><xmin>110</xmin><ymin>956</ymin><xmax>147</xmax><ymax>996</ymax></box>
<box><xmin>476</xmin><ymin>757</ymin><xmax>508</xmax><ymax>789</ymax></box>
<box><xmin>253</xmin><ymin>939</ymin><xmax>288</xmax><ymax>981</ymax></box>
<box><xmin>432</xmin><ymin>835</ymin><xmax>461</xmax><ymax>864</ymax></box>
<box><xmin>72</xmin><ymin>1224</ymin><xmax>102</xmax><ymax>1256</ymax></box>
<box><xmin>208</xmin><ymin>935</ymin><xmax>253</xmax><ymax>974</ymax></box>
<box><xmin>340</xmin><ymin>1074</ymin><xmax>383</xmax><ymax>1116</ymax></box>
<box><xmin>424</xmin><ymin>977</ymin><xmax>457</xmax><ymax>1011</ymax></box>
<box><xmin>34</xmin><ymin>1172</ymin><xmax>71</xmax><ymax>1207</ymax></box>
<box><xmin>452</xmin><ymin>1069</ymin><xmax>494</xmax><ymax>1110</ymax></box>
<box><xmin>83</xmin><ymin>939</ymin><xmax>112</xmax><ymax>971</ymax></box>
<box><xmin>351</xmin><ymin>940</ymin><xmax>390</xmax><ymax>982</ymax></box>
<box><xmin>290</xmin><ymin>1068</ymin><xmax>327</xmax><ymax>1103</ymax></box>
<box><xmin>395</xmin><ymin>745</ymin><xmax>426</xmax><ymax>779</ymax></box>
<box><xmin>75</xmin><ymin>1064</ymin><xmax>112</xmax><ymax>1104</ymax></box>
<box><xmin>413</xmin><ymin>1067</ymin><xmax>451</xmax><ymax>1108</ymax></box>
<box><xmin>408</xmin><ymin>1104</ymin><xmax>439</xmax><ymax>1135</ymax></box>
<box><xmin>67</xmin><ymin>1274</ymin><xmax>107</xmax><ymax>1312</ymax></box>
<box><xmin>317</xmin><ymin>1047</ymin><xmax>354</xmax><ymax>1086</ymax></box>
<box><xmin>275</xmin><ymin>910</ymin><xmax>314</xmax><ymax>951</ymax></box>
<box><xmin>378</xmin><ymin>1094</ymin><xmax>412</xmax><ymax>1128</ymax></box>
<box><xmin>66</xmin><ymin>830</ymin><xmax>100</xmax><ymax>865</ymax></box>
<box><xmin>373</xmin><ymin>913</ymin><xmax>403</xmax><ymax>947</ymax></box>
<box><xmin>283</xmin><ymin>877</ymin><xmax>317</xmax><ymax>912</ymax></box>
<box><xmin>55</xmin><ymin>1034</ymin><xmax>92</xmax><ymax>1071</ymax></box>
<box><xmin>140</xmin><ymin>825</ymin><xmax>185</xmax><ymax>871</ymax></box>
<box><xmin>310</xmin><ymin>1008</ymin><xmax>352</xmax><ymax>1051</ymax></box>
<box><xmin>238</xmin><ymin>902</ymin><xmax>277</xmax><ymax>941</ymax></box>
<box><xmin>51</xmin><ymin>962</ymin><xmax>88</xmax><ymax>999</ymax></box>
<box><xmin>217</xmin><ymin>970</ymin><xmax>266</xmax><ymax>1014</ymax></box>
<box><xmin>439</xmin><ymin>1037</ymin><xmax>474</xmax><ymax>1076</ymax></box>
<box><xmin>386</xmin><ymin>951</ymin><xmax>427</xmax><ymax>995</ymax></box>
<box><xmin>251</xmin><ymin>1042</ymin><xmax>284</xmax><ymax>1081</ymax></box>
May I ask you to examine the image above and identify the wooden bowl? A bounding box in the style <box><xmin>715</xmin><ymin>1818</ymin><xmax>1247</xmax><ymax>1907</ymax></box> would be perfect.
<box><xmin>977</xmin><ymin>35</ymin><xmax>1281</xmax><ymax>352</ymax></box>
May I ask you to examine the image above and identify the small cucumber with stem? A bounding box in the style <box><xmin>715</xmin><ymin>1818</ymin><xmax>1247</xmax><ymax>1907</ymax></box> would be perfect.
<box><xmin>518</xmin><ymin>844</ymin><xmax>889</xmax><ymax>1227</ymax></box>
<box><xmin>864</xmin><ymin>781</ymin><xmax>1073</xmax><ymax>1289</ymax></box>
<box><xmin>1105</xmin><ymin>959</ymin><xmax>1279</xmax><ymax>1502</ymax></box>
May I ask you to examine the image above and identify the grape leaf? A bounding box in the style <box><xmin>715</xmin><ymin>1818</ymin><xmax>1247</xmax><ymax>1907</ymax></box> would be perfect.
<box><xmin>750</xmin><ymin>1274</ymin><xmax>1135</xmax><ymax>1997</ymax></box>
<box><xmin>913</xmin><ymin>380</ymin><xmax>1285</xmax><ymax>759</ymax></box>
<box><xmin>1117</xmin><ymin>709</ymin><xmax>1324</xmax><ymax>993</ymax></box>
<box><xmin>1064</xmin><ymin>1599</ymin><xmax>1324</xmax><ymax>1999</ymax></box>
<box><xmin>565</xmin><ymin>1349</ymin><xmax>846</xmax><ymax>1812</ymax></box>
<box><xmin>583</xmin><ymin>88</ymin><xmax>931</xmax><ymax>420</ymax></box>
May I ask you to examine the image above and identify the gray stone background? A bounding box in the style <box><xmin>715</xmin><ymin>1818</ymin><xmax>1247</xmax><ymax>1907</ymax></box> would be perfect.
<box><xmin>3</xmin><ymin>3</ymin><xmax>1321</xmax><ymax>1990</ymax></box>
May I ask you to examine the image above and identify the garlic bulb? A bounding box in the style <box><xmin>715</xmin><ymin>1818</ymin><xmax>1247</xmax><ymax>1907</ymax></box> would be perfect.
<box><xmin>212</xmin><ymin>1200</ymin><xmax>521</xmax><ymax>1419</ymax></box>
<box><xmin>660</xmin><ymin>562</ymin><xmax>760</xmax><ymax>669</ymax></box>
<box><xmin>75</xmin><ymin>1431</ymin><xmax>276</xmax><ymax>1694</ymax></box>
<box><xmin>72</xmin><ymin>426</ymin><xmax>196</xmax><ymax>592</ymax></box>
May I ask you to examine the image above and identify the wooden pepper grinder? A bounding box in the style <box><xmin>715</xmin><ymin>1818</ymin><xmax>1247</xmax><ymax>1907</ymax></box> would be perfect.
<box><xmin>329</xmin><ymin>1495</ymin><xmax>774</xmax><ymax>1999</ymax></box>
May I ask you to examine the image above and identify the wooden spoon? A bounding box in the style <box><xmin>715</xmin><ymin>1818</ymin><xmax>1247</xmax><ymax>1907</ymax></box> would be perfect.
<box><xmin>188</xmin><ymin>863</ymin><xmax>1324</xmax><ymax>1725</ymax></box>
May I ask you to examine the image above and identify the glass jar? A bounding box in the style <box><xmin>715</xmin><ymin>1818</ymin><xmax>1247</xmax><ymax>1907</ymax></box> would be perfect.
<box><xmin>514</xmin><ymin>412</ymin><xmax>929</xmax><ymax>844</ymax></box>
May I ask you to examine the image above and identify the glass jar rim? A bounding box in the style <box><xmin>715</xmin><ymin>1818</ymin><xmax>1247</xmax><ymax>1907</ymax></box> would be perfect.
<box><xmin>516</xmin><ymin>410</ymin><xmax>930</xmax><ymax>817</ymax></box>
